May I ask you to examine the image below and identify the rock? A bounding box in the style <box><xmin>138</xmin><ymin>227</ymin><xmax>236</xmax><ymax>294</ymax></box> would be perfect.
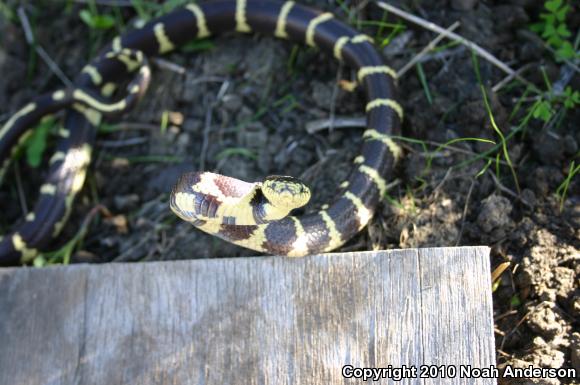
<box><xmin>525</xmin><ymin>301</ymin><xmax>564</xmax><ymax>339</ymax></box>
<box><xmin>221</xmin><ymin>94</ymin><xmax>243</xmax><ymax>112</ymax></box>
<box><xmin>532</xmin><ymin>131</ymin><xmax>566</xmax><ymax>164</ymax></box>
<box><xmin>552</xmin><ymin>267</ymin><xmax>576</xmax><ymax>303</ymax></box>
<box><xmin>526</xmin><ymin>166</ymin><xmax>563</xmax><ymax>196</ymax></box>
<box><xmin>311</xmin><ymin>81</ymin><xmax>333</xmax><ymax>110</ymax></box>
<box><xmin>520</xmin><ymin>189</ymin><xmax>536</xmax><ymax>208</ymax></box>
<box><xmin>476</xmin><ymin>194</ymin><xmax>513</xmax><ymax>233</ymax></box>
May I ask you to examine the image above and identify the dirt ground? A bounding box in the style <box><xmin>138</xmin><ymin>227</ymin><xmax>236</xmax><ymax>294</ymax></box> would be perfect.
<box><xmin>0</xmin><ymin>0</ymin><xmax>578</xmax><ymax>383</ymax></box>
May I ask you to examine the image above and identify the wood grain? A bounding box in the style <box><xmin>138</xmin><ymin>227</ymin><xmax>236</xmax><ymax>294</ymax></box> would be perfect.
<box><xmin>0</xmin><ymin>247</ymin><xmax>494</xmax><ymax>385</ymax></box>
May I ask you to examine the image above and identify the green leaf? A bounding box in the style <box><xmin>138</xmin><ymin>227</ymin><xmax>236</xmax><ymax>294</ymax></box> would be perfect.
<box><xmin>556</xmin><ymin>23</ymin><xmax>571</xmax><ymax>37</ymax></box>
<box><xmin>532</xmin><ymin>100</ymin><xmax>553</xmax><ymax>122</ymax></box>
<box><xmin>92</xmin><ymin>14</ymin><xmax>115</xmax><ymax>29</ymax></box>
<box><xmin>79</xmin><ymin>9</ymin><xmax>94</xmax><ymax>28</ymax></box>
<box><xmin>33</xmin><ymin>255</ymin><xmax>47</xmax><ymax>267</ymax></box>
<box><xmin>556</xmin><ymin>5</ymin><xmax>569</xmax><ymax>21</ymax></box>
<box><xmin>510</xmin><ymin>294</ymin><xmax>521</xmax><ymax>307</ymax></box>
<box><xmin>79</xmin><ymin>9</ymin><xmax>115</xmax><ymax>30</ymax></box>
<box><xmin>557</xmin><ymin>41</ymin><xmax>575</xmax><ymax>59</ymax></box>
<box><xmin>530</xmin><ymin>22</ymin><xmax>545</xmax><ymax>33</ymax></box>
<box><xmin>542</xmin><ymin>14</ymin><xmax>556</xmax><ymax>29</ymax></box>
<box><xmin>545</xmin><ymin>0</ymin><xmax>562</xmax><ymax>13</ymax></box>
<box><xmin>563</xmin><ymin>87</ymin><xmax>580</xmax><ymax>108</ymax></box>
<box><xmin>547</xmin><ymin>34</ymin><xmax>564</xmax><ymax>47</ymax></box>
<box><xmin>25</xmin><ymin>118</ymin><xmax>54</xmax><ymax>168</ymax></box>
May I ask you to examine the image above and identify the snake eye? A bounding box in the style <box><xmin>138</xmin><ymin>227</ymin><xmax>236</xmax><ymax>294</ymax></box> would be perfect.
<box><xmin>262</xmin><ymin>176</ymin><xmax>311</xmax><ymax>209</ymax></box>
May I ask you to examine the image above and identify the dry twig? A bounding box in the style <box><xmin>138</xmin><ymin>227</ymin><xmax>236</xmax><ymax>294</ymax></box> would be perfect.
<box><xmin>152</xmin><ymin>58</ymin><xmax>187</xmax><ymax>75</ymax></box>
<box><xmin>397</xmin><ymin>21</ymin><xmax>461</xmax><ymax>78</ymax></box>
<box><xmin>306</xmin><ymin>116</ymin><xmax>366</xmax><ymax>134</ymax></box>
<box><xmin>17</xmin><ymin>6</ymin><xmax>73</xmax><ymax>88</ymax></box>
<box><xmin>376</xmin><ymin>1</ymin><xmax>538</xmax><ymax>92</ymax></box>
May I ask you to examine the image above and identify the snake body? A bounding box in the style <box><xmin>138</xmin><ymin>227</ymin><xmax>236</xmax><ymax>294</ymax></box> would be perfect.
<box><xmin>0</xmin><ymin>0</ymin><xmax>402</xmax><ymax>265</ymax></box>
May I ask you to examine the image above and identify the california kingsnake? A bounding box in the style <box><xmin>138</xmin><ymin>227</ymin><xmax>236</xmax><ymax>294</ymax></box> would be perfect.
<box><xmin>0</xmin><ymin>0</ymin><xmax>402</xmax><ymax>265</ymax></box>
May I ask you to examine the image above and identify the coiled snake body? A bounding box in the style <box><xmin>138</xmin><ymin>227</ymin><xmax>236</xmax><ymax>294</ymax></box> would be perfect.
<box><xmin>0</xmin><ymin>0</ymin><xmax>402</xmax><ymax>265</ymax></box>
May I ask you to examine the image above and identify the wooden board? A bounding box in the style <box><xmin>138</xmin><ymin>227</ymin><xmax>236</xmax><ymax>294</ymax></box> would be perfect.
<box><xmin>0</xmin><ymin>247</ymin><xmax>494</xmax><ymax>385</ymax></box>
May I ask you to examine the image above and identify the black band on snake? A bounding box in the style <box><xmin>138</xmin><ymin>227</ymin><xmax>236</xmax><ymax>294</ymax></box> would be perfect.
<box><xmin>0</xmin><ymin>0</ymin><xmax>402</xmax><ymax>265</ymax></box>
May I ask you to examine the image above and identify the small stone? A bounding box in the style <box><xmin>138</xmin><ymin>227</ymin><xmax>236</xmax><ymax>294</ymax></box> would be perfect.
<box><xmin>521</xmin><ymin>188</ymin><xmax>536</xmax><ymax>208</ymax></box>
<box><xmin>221</xmin><ymin>94</ymin><xmax>243</xmax><ymax>112</ymax></box>
<box><xmin>167</xmin><ymin>111</ymin><xmax>184</xmax><ymax>125</ymax></box>
<box><xmin>105</xmin><ymin>215</ymin><xmax>129</xmax><ymax>234</ymax></box>
<box><xmin>476</xmin><ymin>194</ymin><xmax>513</xmax><ymax>233</ymax></box>
<box><xmin>553</xmin><ymin>267</ymin><xmax>576</xmax><ymax>301</ymax></box>
<box><xmin>526</xmin><ymin>301</ymin><xmax>563</xmax><ymax>339</ymax></box>
<box><xmin>311</xmin><ymin>81</ymin><xmax>333</xmax><ymax>110</ymax></box>
<box><xmin>111</xmin><ymin>158</ymin><xmax>130</xmax><ymax>168</ymax></box>
<box><xmin>532</xmin><ymin>131</ymin><xmax>565</xmax><ymax>164</ymax></box>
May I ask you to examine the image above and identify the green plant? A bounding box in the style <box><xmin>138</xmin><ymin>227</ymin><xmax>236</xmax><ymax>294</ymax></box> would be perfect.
<box><xmin>24</xmin><ymin>116</ymin><xmax>56</xmax><ymax>167</ymax></box>
<box><xmin>4</xmin><ymin>116</ymin><xmax>57</xmax><ymax>170</ymax></box>
<box><xmin>530</xmin><ymin>0</ymin><xmax>577</xmax><ymax>60</ymax></box>
<box><xmin>555</xmin><ymin>160</ymin><xmax>580</xmax><ymax>212</ymax></box>
<box><xmin>415</xmin><ymin>63</ymin><xmax>432</xmax><ymax>105</ymax></box>
<box><xmin>471</xmin><ymin>52</ymin><xmax>521</xmax><ymax>193</ymax></box>
<box><xmin>79</xmin><ymin>3</ymin><xmax>116</xmax><ymax>30</ymax></box>
<box><xmin>33</xmin><ymin>205</ymin><xmax>106</xmax><ymax>266</ymax></box>
<box><xmin>216</xmin><ymin>147</ymin><xmax>258</xmax><ymax>161</ymax></box>
<box><xmin>0</xmin><ymin>0</ymin><xmax>15</xmax><ymax>21</ymax></box>
<box><xmin>530</xmin><ymin>85</ymin><xmax>580</xmax><ymax>123</ymax></box>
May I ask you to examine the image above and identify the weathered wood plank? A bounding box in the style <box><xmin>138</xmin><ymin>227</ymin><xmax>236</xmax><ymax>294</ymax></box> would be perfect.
<box><xmin>0</xmin><ymin>247</ymin><xmax>493</xmax><ymax>385</ymax></box>
<box><xmin>418</xmin><ymin>247</ymin><xmax>496</xmax><ymax>384</ymax></box>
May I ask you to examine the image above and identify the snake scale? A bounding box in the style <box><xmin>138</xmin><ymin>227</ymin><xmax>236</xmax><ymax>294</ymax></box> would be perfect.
<box><xmin>0</xmin><ymin>0</ymin><xmax>402</xmax><ymax>265</ymax></box>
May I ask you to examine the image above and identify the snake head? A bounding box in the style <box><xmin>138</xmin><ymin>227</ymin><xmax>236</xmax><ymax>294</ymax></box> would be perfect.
<box><xmin>262</xmin><ymin>175</ymin><xmax>311</xmax><ymax>210</ymax></box>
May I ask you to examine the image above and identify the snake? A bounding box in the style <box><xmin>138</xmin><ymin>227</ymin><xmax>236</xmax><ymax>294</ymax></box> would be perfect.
<box><xmin>0</xmin><ymin>0</ymin><xmax>402</xmax><ymax>265</ymax></box>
